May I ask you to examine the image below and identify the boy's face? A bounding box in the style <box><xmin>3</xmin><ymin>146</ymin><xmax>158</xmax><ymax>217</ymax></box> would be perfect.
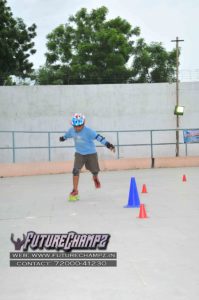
<box><xmin>74</xmin><ymin>124</ymin><xmax>84</xmax><ymax>132</ymax></box>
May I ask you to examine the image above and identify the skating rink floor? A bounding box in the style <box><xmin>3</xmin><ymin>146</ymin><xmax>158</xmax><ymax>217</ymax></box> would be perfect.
<box><xmin>0</xmin><ymin>167</ymin><xmax>199</xmax><ymax>300</ymax></box>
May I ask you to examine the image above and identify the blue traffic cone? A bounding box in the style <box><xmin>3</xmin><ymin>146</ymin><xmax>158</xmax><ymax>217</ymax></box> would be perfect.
<box><xmin>124</xmin><ymin>177</ymin><xmax>140</xmax><ymax>208</ymax></box>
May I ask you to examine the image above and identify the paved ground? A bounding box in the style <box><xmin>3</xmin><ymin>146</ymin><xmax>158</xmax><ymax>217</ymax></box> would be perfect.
<box><xmin>0</xmin><ymin>167</ymin><xmax>199</xmax><ymax>300</ymax></box>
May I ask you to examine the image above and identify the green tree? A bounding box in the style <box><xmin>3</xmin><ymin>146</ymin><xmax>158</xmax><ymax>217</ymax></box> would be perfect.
<box><xmin>36</xmin><ymin>6</ymin><xmax>140</xmax><ymax>84</ymax></box>
<box><xmin>0</xmin><ymin>0</ymin><xmax>37</xmax><ymax>85</ymax></box>
<box><xmin>130</xmin><ymin>38</ymin><xmax>176</xmax><ymax>83</ymax></box>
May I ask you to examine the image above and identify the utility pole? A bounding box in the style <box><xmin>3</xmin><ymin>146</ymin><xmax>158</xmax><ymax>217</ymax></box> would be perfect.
<box><xmin>171</xmin><ymin>36</ymin><xmax>184</xmax><ymax>156</ymax></box>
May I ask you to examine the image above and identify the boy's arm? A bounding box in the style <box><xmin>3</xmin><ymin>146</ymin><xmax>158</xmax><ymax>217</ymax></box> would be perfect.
<box><xmin>95</xmin><ymin>133</ymin><xmax>115</xmax><ymax>152</ymax></box>
<box><xmin>59</xmin><ymin>128</ymin><xmax>73</xmax><ymax>142</ymax></box>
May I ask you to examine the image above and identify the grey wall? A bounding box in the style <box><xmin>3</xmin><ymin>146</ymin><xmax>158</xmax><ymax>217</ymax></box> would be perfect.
<box><xmin>0</xmin><ymin>82</ymin><xmax>199</xmax><ymax>163</ymax></box>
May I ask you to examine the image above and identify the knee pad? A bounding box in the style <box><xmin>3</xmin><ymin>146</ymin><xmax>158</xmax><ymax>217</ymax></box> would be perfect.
<box><xmin>73</xmin><ymin>168</ymin><xmax>80</xmax><ymax>176</ymax></box>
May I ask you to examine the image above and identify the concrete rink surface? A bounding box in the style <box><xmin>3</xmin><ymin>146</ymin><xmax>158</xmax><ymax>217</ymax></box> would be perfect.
<box><xmin>0</xmin><ymin>167</ymin><xmax>199</xmax><ymax>300</ymax></box>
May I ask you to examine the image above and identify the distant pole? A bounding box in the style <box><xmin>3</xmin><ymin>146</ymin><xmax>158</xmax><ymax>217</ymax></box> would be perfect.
<box><xmin>171</xmin><ymin>36</ymin><xmax>184</xmax><ymax>156</ymax></box>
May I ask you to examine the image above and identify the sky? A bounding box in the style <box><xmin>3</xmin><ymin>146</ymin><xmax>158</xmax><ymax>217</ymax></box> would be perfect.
<box><xmin>6</xmin><ymin>0</ymin><xmax>199</xmax><ymax>80</ymax></box>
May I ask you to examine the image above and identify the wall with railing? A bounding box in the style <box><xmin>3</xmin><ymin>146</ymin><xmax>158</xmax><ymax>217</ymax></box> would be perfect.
<box><xmin>1</xmin><ymin>82</ymin><xmax>199</xmax><ymax>164</ymax></box>
<box><xmin>0</xmin><ymin>129</ymin><xmax>198</xmax><ymax>164</ymax></box>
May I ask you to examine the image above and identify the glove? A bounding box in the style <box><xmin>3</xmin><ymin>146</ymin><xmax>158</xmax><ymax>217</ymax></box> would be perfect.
<box><xmin>105</xmin><ymin>142</ymin><xmax>115</xmax><ymax>152</ymax></box>
<box><xmin>59</xmin><ymin>136</ymin><xmax>65</xmax><ymax>142</ymax></box>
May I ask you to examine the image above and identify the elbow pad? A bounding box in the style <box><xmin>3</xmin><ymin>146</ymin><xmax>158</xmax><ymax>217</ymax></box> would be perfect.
<box><xmin>95</xmin><ymin>134</ymin><xmax>105</xmax><ymax>143</ymax></box>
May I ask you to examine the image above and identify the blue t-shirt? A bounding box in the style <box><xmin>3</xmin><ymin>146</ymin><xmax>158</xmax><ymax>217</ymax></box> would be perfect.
<box><xmin>63</xmin><ymin>126</ymin><xmax>107</xmax><ymax>155</ymax></box>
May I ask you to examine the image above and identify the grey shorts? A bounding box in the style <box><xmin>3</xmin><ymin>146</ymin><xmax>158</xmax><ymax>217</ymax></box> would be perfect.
<box><xmin>73</xmin><ymin>152</ymin><xmax>100</xmax><ymax>175</ymax></box>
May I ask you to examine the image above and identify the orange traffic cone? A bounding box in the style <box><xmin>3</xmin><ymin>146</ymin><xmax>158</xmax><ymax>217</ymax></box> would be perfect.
<box><xmin>182</xmin><ymin>174</ymin><xmax>187</xmax><ymax>182</ymax></box>
<box><xmin>141</xmin><ymin>184</ymin><xmax>148</xmax><ymax>193</ymax></box>
<box><xmin>138</xmin><ymin>204</ymin><xmax>148</xmax><ymax>219</ymax></box>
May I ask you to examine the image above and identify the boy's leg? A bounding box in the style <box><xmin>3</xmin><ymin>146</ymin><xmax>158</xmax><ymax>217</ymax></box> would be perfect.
<box><xmin>72</xmin><ymin>175</ymin><xmax>79</xmax><ymax>193</ymax></box>
<box><xmin>93</xmin><ymin>174</ymin><xmax>101</xmax><ymax>188</ymax></box>
<box><xmin>71</xmin><ymin>153</ymin><xmax>85</xmax><ymax>193</ymax></box>
<box><xmin>85</xmin><ymin>153</ymin><xmax>101</xmax><ymax>188</ymax></box>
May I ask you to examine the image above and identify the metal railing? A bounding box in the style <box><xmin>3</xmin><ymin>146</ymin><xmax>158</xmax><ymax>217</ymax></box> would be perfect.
<box><xmin>0</xmin><ymin>129</ymin><xmax>198</xmax><ymax>163</ymax></box>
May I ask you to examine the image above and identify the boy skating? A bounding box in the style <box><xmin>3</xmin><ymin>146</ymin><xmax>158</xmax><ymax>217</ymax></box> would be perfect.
<box><xmin>59</xmin><ymin>113</ymin><xmax>115</xmax><ymax>201</ymax></box>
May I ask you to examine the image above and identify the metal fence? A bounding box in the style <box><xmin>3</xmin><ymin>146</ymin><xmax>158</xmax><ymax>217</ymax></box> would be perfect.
<box><xmin>0</xmin><ymin>129</ymin><xmax>198</xmax><ymax>163</ymax></box>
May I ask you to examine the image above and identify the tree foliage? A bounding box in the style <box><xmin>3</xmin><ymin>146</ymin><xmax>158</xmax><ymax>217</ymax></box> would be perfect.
<box><xmin>36</xmin><ymin>6</ymin><xmax>140</xmax><ymax>84</ymax></box>
<box><xmin>130</xmin><ymin>38</ymin><xmax>176</xmax><ymax>83</ymax></box>
<box><xmin>0</xmin><ymin>0</ymin><xmax>37</xmax><ymax>85</ymax></box>
<box><xmin>36</xmin><ymin>6</ymin><xmax>177</xmax><ymax>85</ymax></box>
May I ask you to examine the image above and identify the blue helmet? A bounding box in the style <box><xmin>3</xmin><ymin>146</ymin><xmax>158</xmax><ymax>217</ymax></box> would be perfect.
<box><xmin>71</xmin><ymin>113</ymin><xmax>85</xmax><ymax>127</ymax></box>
